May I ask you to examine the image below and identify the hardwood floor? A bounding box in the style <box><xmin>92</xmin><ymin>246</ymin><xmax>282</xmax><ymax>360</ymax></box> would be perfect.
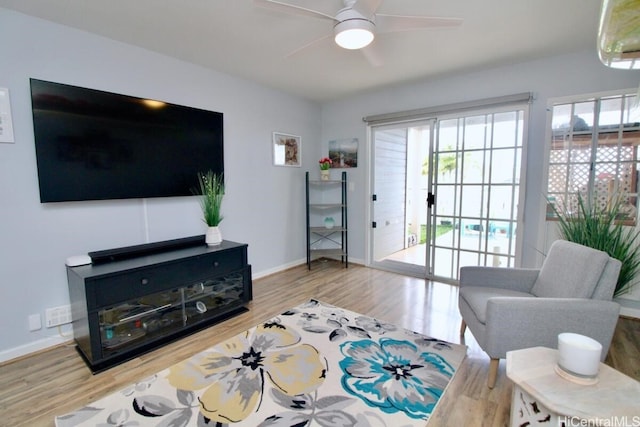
<box><xmin>1</xmin><ymin>261</ymin><xmax>638</xmax><ymax>426</ymax></box>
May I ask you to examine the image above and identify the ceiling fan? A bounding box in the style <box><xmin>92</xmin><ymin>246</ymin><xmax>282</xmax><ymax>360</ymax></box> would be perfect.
<box><xmin>255</xmin><ymin>0</ymin><xmax>463</xmax><ymax>64</ymax></box>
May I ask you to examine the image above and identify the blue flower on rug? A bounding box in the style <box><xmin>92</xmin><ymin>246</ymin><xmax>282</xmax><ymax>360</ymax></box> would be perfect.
<box><xmin>339</xmin><ymin>338</ymin><xmax>454</xmax><ymax>420</ymax></box>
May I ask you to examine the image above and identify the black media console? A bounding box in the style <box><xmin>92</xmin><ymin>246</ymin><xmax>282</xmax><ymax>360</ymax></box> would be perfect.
<box><xmin>67</xmin><ymin>237</ymin><xmax>252</xmax><ymax>372</ymax></box>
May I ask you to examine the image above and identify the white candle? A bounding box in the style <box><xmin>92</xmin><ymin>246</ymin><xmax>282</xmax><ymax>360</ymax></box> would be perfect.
<box><xmin>557</xmin><ymin>333</ymin><xmax>602</xmax><ymax>378</ymax></box>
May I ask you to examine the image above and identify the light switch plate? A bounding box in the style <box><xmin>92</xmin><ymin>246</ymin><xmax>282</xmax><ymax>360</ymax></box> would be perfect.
<box><xmin>29</xmin><ymin>314</ymin><xmax>42</xmax><ymax>331</ymax></box>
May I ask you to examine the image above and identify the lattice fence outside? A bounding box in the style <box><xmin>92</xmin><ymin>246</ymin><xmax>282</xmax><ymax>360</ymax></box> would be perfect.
<box><xmin>548</xmin><ymin>141</ymin><xmax>637</xmax><ymax>215</ymax></box>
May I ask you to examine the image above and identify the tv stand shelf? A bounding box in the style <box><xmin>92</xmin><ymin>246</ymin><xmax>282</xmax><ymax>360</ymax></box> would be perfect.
<box><xmin>67</xmin><ymin>238</ymin><xmax>252</xmax><ymax>373</ymax></box>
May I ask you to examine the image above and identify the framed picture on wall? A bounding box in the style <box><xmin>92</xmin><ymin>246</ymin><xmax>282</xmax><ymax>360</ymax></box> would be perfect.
<box><xmin>273</xmin><ymin>132</ymin><xmax>301</xmax><ymax>167</ymax></box>
<box><xmin>328</xmin><ymin>138</ymin><xmax>358</xmax><ymax>168</ymax></box>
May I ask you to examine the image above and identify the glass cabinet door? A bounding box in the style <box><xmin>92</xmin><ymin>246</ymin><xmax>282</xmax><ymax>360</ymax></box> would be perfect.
<box><xmin>183</xmin><ymin>271</ymin><xmax>245</xmax><ymax>326</ymax></box>
<box><xmin>99</xmin><ymin>288</ymin><xmax>183</xmax><ymax>356</ymax></box>
<box><xmin>98</xmin><ymin>271</ymin><xmax>247</xmax><ymax>357</ymax></box>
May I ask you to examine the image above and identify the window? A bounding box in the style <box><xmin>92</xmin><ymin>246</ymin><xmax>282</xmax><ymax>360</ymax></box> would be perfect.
<box><xmin>546</xmin><ymin>90</ymin><xmax>640</xmax><ymax>225</ymax></box>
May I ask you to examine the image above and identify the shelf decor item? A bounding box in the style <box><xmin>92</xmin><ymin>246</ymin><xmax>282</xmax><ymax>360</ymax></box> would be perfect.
<box><xmin>197</xmin><ymin>170</ymin><xmax>225</xmax><ymax>246</ymax></box>
<box><xmin>319</xmin><ymin>157</ymin><xmax>332</xmax><ymax>180</ymax></box>
<box><xmin>324</xmin><ymin>217</ymin><xmax>335</xmax><ymax>229</ymax></box>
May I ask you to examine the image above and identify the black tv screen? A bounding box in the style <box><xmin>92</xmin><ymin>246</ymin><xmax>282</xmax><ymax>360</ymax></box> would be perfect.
<box><xmin>30</xmin><ymin>78</ymin><xmax>223</xmax><ymax>203</ymax></box>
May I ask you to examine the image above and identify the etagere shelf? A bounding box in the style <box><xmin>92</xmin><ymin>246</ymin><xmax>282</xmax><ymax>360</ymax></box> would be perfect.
<box><xmin>305</xmin><ymin>171</ymin><xmax>348</xmax><ymax>269</ymax></box>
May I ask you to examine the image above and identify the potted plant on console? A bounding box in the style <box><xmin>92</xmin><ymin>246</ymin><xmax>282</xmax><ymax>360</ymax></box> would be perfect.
<box><xmin>197</xmin><ymin>170</ymin><xmax>224</xmax><ymax>246</ymax></box>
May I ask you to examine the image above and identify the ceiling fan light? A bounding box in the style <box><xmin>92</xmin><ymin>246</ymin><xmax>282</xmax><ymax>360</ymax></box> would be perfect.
<box><xmin>334</xmin><ymin>19</ymin><xmax>375</xmax><ymax>50</ymax></box>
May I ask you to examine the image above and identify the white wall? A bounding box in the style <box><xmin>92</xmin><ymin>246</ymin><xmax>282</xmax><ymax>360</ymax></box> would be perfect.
<box><xmin>3</xmin><ymin>7</ymin><xmax>639</xmax><ymax>361</ymax></box>
<box><xmin>320</xmin><ymin>51</ymin><xmax>639</xmax><ymax>290</ymax></box>
<box><xmin>0</xmin><ymin>8</ymin><xmax>321</xmax><ymax>359</ymax></box>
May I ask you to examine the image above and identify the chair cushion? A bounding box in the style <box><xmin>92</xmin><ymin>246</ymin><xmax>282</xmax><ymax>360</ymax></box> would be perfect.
<box><xmin>459</xmin><ymin>286</ymin><xmax>535</xmax><ymax>324</ymax></box>
<box><xmin>531</xmin><ymin>240</ymin><xmax>609</xmax><ymax>298</ymax></box>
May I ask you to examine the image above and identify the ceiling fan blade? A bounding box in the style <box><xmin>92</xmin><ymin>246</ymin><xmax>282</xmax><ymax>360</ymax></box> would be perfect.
<box><xmin>376</xmin><ymin>14</ymin><xmax>463</xmax><ymax>33</ymax></box>
<box><xmin>351</xmin><ymin>0</ymin><xmax>382</xmax><ymax>19</ymax></box>
<box><xmin>285</xmin><ymin>34</ymin><xmax>332</xmax><ymax>58</ymax></box>
<box><xmin>254</xmin><ymin>0</ymin><xmax>336</xmax><ymax>21</ymax></box>
<box><xmin>361</xmin><ymin>43</ymin><xmax>384</xmax><ymax>67</ymax></box>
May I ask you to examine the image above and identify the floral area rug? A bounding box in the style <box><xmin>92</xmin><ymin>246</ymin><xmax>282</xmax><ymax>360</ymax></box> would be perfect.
<box><xmin>55</xmin><ymin>299</ymin><xmax>467</xmax><ymax>427</ymax></box>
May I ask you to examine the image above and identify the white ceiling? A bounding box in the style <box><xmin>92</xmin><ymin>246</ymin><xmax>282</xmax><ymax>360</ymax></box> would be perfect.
<box><xmin>0</xmin><ymin>0</ymin><xmax>603</xmax><ymax>102</ymax></box>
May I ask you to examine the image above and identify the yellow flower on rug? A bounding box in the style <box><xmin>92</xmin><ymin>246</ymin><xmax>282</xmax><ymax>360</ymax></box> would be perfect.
<box><xmin>166</xmin><ymin>321</ymin><xmax>327</xmax><ymax>423</ymax></box>
<box><xmin>55</xmin><ymin>300</ymin><xmax>466</xmax><ymax>427</ymax></box>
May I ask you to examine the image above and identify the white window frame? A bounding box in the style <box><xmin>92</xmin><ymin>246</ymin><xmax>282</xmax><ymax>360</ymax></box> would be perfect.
<box><xmin>541</xmin><ymin>88</ymin><xmax>640</xmax><ymax>253</ymax></box>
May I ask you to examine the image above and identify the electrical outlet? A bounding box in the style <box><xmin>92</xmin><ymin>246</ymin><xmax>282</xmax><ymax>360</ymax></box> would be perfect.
<box><xmin>45</xmin><ymin>305</ymin><xmax>72</xmax><ymax>327</ymax></box>
<box><xmin>28</xmin><ymin>314</ymin><xmax>42</xmax><ymax>331</ymax></box>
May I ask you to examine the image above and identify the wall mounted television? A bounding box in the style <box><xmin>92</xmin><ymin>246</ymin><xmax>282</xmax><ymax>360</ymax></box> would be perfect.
<box><xmin>30</xmin><ymin>78</ymin><xmax>224</xmax><ymax>203</ymax></box>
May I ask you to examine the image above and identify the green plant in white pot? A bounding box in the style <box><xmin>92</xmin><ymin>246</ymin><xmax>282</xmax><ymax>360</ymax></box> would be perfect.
<box><xmin>197</xmin><ymin>171</ymin><xmax>224</xmax><ymax>246</ymax></box>
<box><xmin>552</xmin><ymin>193</ymin><xmax>640</xmax><ymax>297</ymax></box>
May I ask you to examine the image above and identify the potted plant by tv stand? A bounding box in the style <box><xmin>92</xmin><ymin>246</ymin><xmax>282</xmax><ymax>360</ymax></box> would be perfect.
<box><xmin>196</xmin><ymin>170</ymin><xmax>224</xmax><ymax>246</ymax></box>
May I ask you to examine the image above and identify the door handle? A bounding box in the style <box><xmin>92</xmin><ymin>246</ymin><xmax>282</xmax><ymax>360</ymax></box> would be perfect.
<box><xmin>427</xmin><ymin>192</ymin><xmax>435</xmax><ymax>208</ymax></box>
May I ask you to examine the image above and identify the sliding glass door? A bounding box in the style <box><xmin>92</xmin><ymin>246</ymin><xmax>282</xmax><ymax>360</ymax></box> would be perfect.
<box><xmin>371</xmin><ymin>121</ymin><xmax>433</xmax><ymax>277</ymax></box>
<box><xmin>430</xmin><ymin>109</ymin><xmax>524</xmax><ymax>281</ymax></box>
<box><xmin>369</xmin><ymin>106</ymin><xmax>527</xmax><ymax>282</ymax></box>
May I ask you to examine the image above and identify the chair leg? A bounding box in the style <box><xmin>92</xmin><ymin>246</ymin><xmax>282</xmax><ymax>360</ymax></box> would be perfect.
<box><xmin>459</xmin><ymin>319</ymin><xmax>466</xmax><ymax>335</ymax></box>
<box><xmin>488</xmin><ymin>358</ymin><xmax>499</xmax><ymax>389</ymax></box>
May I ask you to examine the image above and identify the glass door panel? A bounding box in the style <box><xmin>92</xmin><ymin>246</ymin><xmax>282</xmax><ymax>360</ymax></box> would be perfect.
<box><xmin>371</xmin><ymin>122</ymin><xmax>431</xmax><ymax>275</ymax></box>
<box><xmin>369</xmin><ymin>106</ymin><xmax>526</xmax><ymax>281</ymax></box>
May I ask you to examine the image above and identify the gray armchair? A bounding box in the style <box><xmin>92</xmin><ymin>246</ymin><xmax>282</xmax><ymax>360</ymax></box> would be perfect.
<box><xmin>458</xmin><ymin>240</ymin><xmax>621</xmax><ymax>388</ymax></box>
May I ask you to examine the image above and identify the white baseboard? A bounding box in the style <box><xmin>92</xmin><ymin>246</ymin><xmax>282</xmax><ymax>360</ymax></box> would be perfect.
<box><xmin>1</xmin><ymin>257</ymin><xmax>364</xmax><ymax>364</ymax></box>
<box><xmin>616</xmin><ymin>297</ymin><xmax>640</xmax><ymax>319</ymax></box>
<box><xmin>0</xmin><ymin>335</ymin><xmax>73</xmax><ymax>364</ymax></box>
<box><xmin>252</xmin><ymin>258</ymin><xmax>307</xmax><ymax>280</ymax></box>
<box><xmin>251</xmin><ymin>257</ymin><xmax>364</xmax><ymax>280</ymax></box>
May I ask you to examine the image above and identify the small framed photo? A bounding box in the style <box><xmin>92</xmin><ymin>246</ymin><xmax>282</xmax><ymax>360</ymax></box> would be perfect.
<box><xmin>273</xmin><ymin>132</ymin><xmax>301</xmax><ymax>167</ymax></box>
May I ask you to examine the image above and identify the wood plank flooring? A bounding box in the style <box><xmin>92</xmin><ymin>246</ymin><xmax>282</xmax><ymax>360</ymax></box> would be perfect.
<box><xmin>1</xmin><ymin>261</ymin><xmax>638</xmax><ymax>426</ymax></box>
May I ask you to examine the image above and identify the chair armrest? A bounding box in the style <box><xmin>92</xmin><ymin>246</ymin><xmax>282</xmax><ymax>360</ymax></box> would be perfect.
<box><xmin>459</xmin><ymin>266</ymin><xmax>540</xmax><ymax>293</ymax></box>
<box><xmin>483</xmin><ymin>298</ymin><xmax>620</xmax><ymax>359</ymax></box>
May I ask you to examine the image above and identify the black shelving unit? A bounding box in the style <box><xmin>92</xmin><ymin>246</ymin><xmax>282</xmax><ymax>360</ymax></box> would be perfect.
<box><xmin>305</xmin><ymin>171</ymin><xmax>348</xmax><ymax>269</ymax></box>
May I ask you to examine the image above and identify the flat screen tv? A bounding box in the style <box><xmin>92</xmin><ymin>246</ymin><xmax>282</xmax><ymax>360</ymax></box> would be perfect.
<box><xmin>30</xmin><ymin>78</ymin><xmax>223</xmax><ymax>203</ymax></box>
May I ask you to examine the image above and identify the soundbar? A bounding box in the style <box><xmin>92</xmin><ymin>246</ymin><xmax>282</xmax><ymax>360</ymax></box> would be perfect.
<box><xmin>89</xmin><ymin>235</ymin><xmax>205</xmax><ymax>265</ymax></box>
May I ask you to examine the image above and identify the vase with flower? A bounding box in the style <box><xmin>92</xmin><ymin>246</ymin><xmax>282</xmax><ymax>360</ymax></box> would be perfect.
<box><xmin>319</xmin><ymin>157</ymin><xmax>332</xmax><ymax>180</ymax></box>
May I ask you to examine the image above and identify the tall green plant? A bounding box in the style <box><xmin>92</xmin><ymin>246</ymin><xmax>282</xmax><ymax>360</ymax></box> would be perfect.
<box><xmin>197</xmin><ymin>171</ymin><xmax>224</xmax><ymax>227</ymax></box>
<box><xmin>552</xmin><ymin>194</ymin><xmax>640</xmax><ymax>296</ymax></box>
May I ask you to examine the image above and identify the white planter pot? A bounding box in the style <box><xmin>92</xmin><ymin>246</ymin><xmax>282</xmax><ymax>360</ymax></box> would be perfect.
<box><xmin>205</xmin><ymin>226</ymin><xmax>222</xmax><ymax>246</ymax></box>
<box><xmin>320</xmin><ymin>169</ymin><xmax>330</xmax><ymax>180</ymax></box>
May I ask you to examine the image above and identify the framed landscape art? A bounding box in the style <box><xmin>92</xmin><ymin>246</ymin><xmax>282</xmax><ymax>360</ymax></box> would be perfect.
<box><xmin>328</xmin><ymin>138</ymin><xmax>358</xmax><ymax>168</ymax></box>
